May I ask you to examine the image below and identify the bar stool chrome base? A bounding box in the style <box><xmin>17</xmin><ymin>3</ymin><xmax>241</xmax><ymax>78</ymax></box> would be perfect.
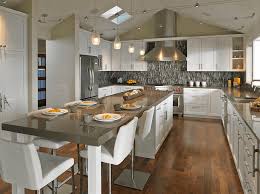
<box><xmin>114</xmin><ymin>169</ymin><xmax>151</xmax><ymax>190</ymax></box>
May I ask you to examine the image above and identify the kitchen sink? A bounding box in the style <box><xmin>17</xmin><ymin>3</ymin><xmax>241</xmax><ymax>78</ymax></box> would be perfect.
<box><xmin>233</xmin><ymin>97</ymin><xmax>257</xmax><ymax>103</ymax></box>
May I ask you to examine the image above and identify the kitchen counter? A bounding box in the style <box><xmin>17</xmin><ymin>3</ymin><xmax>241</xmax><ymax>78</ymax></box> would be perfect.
<box><xmin>2</xmin><ymin>89</ymin><xmax>174</xmax><ymax>146</ymax></box>
<box><xmin>222</xmin><ymin>87</ymin><xmax>260</xmax><ymax>140</ymax></box>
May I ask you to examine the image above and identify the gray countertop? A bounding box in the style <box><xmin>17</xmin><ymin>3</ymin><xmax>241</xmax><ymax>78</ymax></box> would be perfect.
<box><xmin>222</xmin><ymin>87</ymin><xmax>260</xmax><ymax>140</ymax></box>
<box><xmin>2</xmin><ymin>90</ymin><xmax>173</xmax><ymax>146</ymax></box>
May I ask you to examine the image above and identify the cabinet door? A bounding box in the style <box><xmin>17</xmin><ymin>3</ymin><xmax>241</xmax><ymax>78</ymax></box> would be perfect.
<box><xmin>209</xmin><ymin>89</ymin><xmax>221</xmax><ymax>117</ymax></box>
<box><xmin>187</xmin><ymin>39</ymin><xmax>201</xmax><ymax>71</ymax></box>
<box><xmin>1</xmin><ymin>11</ymin><xmax>25</xmax><ymax>51</ymax></box>
<box><xmin>201</xmin><ymin>38</ymin><xmax>216</xmax><ymax>71</ymax></box>
<box><xmin>155</xmin><ymin>104</ymin><xmax>164</xmax><ymax>149</ymax></box>
<box><xmin>132</xmin><ymin>41</ymin><xmax>147</xmax><ymax>71</ymax></box>
<box><xmin>111</xmin><ymin>48</ymin><xmax>121</xmax><ymax>71</ymax></box>
<box><xmin>120</xmin><ymin>42</ymin><xmax>132</xmax><ymax>71</ymax></box>
<box><xmin>216</xmin><ymin>37</ymin><xmax>232</xmax><ymax>71</ymax></box>
<box><xmin>79</xmin><ymin>29</ymin><xmax>90</xmax><ymax>55</ymax></box>
<box><xmin>101</xmin><ymin>40</ymin><xmax>111</xmax><ymax>71</ymax></box>
<box><xmin>0</xmin><ymin>51</ymin><xmax>27</xmax><ymax>140</ymax></box>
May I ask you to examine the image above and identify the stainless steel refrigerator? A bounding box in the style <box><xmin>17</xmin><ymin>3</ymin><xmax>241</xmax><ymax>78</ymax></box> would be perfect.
<box><xmin>80</xmin><ymin>55</ymin><xmax>99</xmax><ymax>99</ymax></box>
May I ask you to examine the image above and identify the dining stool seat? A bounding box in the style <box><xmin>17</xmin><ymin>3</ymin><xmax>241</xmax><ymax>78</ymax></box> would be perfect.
<box><xmin>33</xmin><ymin>138</ymin><xmax>69</xmax><ymax>150</ymax></box>
<box><xmin>0</xmin><ymin>139</ymin><xmax>75</xmax><ymax>193</ymax></box>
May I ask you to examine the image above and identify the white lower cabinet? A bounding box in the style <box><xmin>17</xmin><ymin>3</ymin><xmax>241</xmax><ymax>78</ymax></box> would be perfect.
<box><xmin>98</xmin><ymin>85</ymin><xmax>144</xmax><ymax>98</ymax></box>
<box><xmin>184</xmin><ymin>88</ymin><xmax>221</xmax><ymax>117</ymax></box>
<box><xmin>226</xmin><ymin>100</ymin><xmax>259</xmax><ymax>194</ymax></box>
<box><xmin>135</xmin><ymin>94</ymin><xmax>173</xmax><ymax>159</ymax></box>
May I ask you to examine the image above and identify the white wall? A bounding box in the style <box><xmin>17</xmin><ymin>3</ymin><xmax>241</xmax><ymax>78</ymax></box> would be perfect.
<box><xmin>46</xmin><ymin>14</ymin><xmax>79</xmax><ymax>107</ymax></box>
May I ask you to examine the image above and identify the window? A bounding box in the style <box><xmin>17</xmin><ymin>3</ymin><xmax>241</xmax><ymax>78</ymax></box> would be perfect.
<box><xmin>253</xmin><ymin>37</ymin><xmax>260</xmax><ymax>80</ymax></box>
<box><xmin>101</xmin><ymin>6</ymin><xmax>132</xmax><ymax>25</ymax></box>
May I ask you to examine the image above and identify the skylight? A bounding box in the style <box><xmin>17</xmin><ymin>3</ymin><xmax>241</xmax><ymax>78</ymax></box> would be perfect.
<box><xmin>101</xmin><ymin>6</ymin><xmax>131</xmax><ymax>25</ymax></box>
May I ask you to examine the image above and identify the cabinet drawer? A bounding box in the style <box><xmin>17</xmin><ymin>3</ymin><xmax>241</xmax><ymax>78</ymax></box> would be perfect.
<box><xmin>184</xmin><ymin>104</ymin><xmax>208</xmax><ymax>115</ymax></box>
<box><xmin>184</xmin><ymin>94</ymin><xmax>209</xmax><ymax>105</ymax></box>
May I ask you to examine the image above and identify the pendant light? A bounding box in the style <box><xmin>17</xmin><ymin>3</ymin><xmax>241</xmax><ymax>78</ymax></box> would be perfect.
<box><xmin>114</xmin><ymin>34</ymin><xmax>121</xmax><ymax>49</ymax></box>
<box><xmin>113</xmin><ymin>0</ymin><xmax>121</xmax><ymax>50</ymax></box>
<box><xmin>128</xmin><ymin>0</ymin><xmax>135</xmax><ymax>53</ymax></box>
<box><xmin>91</xmin><ymin>0</ymin><xmax>100</xmax><ymax>46</ymax></box>
<box><xmin>139</xmin><ymin>41</ymin><xmax>145</xmax><ymax>55</ymax></box>
<box><xmin>128</xmin><ymin>43</ymin><xmax>135</xmax><ymax>53</ymax></box>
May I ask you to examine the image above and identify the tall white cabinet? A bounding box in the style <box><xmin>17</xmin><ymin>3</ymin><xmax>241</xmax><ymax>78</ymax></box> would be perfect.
<box><xmin>0</xmin><ymin>7</ymin><xmax>28</xmax><ymax>141</ymax></box>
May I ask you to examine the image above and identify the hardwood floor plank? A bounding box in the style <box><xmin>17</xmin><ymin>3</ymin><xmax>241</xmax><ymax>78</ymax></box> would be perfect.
<box><xmin>0</xmin><ymin>117</ymin><xmax>243</xmax><ymax>194</ymax></box>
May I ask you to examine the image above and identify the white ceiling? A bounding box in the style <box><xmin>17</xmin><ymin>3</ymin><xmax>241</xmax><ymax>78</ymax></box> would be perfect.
<box><xmin>6</xmin><ymin>0</ymin><xmax>260</xmax><ymax>40</ymax></box>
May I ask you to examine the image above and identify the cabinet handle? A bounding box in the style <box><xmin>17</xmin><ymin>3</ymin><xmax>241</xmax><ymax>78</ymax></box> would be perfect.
<box><xmin>253</xmin><ymin>145</ymin><xmax>259</xmax><ymax>177</ymax></box>
<box><xmin>0</xmin><ymin>93</ymin><xmax>2</xmax><ymax>112</ymax></box>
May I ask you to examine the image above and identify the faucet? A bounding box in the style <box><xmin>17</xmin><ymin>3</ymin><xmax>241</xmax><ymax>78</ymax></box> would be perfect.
<box><xmin>251</xmin><ymin>80</ymin><xmax>260</xmax><ymax>92</ymax></box>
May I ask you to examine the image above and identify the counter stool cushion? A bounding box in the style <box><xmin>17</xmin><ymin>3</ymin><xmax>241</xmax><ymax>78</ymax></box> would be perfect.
<box><xmin>33</xmin><ymin>138</ymin><xmax>69</xmax><ymax>150</ymax></box>
<box><xmin>39</xmin><ymin>153</ymin><xmax>74</xmax><ymax>188</ymax></box>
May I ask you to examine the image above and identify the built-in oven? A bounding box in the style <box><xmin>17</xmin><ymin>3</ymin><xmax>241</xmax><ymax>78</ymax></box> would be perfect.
<box><xmin>173</xmin><ymin>94</ymin><xmax>184</xmax><ymax>116</ymax></box>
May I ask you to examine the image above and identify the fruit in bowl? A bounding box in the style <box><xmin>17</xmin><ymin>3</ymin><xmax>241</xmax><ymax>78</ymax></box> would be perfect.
<box><xmin>127</xmin><ymin>80</ymin><xmax>137</xmax><ymax>85</ymax></box>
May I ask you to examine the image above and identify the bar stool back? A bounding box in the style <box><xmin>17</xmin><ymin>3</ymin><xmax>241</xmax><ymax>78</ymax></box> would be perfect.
<box><xmin>114</xmin><ymin>106</ymin><xmax>155</xmax><ymax>190</ymax></box>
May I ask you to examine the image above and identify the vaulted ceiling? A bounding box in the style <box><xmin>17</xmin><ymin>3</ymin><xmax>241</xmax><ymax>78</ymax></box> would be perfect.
<box><xmin>5</xmin><ymin>0</ymin><xmax>260</xmax><ymax>40</ymax></box>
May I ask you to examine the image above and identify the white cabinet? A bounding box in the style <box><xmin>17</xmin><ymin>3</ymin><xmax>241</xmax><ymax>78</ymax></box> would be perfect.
<box><xmin>100</xmin><ymin>40</ymin><xmax>111</xmax><ymax>71</ymax></box>
<box><xmin>184</xmin><ymin>88</ymin><xmax>221</xmax><ymax>117</ymax></box>
<box><xmin>187</xmin><ymin>36</ymin><xmax>236</xmax><ymax>72</ymax></box>
<box><xmin>0</xmin><ymin>10</ymin><xmax>26</xmax><ymax>51</ymax></box>
<box><xmin>187</xmin><ymin>38</ymin><xmax>216</xmax><ymax>71</ymax></box>
<box><xmin>111</xmin><ymin>48</ymin><xmax>121</xmax><ymax>71</ymax></box>
<box><xmin>79</xmin><ymin>29</ymin><xmax>99</xmax><ymax>56</ymax></box>
<box><xmin>187</xmin><ymin>39</ymin><xmax>201</xmax><ymax>71</ymax></box>
<box><xmin>98</xmin><ymin>87</ymin><xmax>112</xmax><ymax>98</ymax></box>
<box><xmin>0</xmin><ymin>7</ymin><xmax>28</xmax><ymax>141</ymax></box>
<box><xmin>209</xmin><ymin>89</ymin><xmax>222</xmax><ymax>117</ymax></box>
<box><xmin>201</xmin><ymin>38</ymin><xmax>216</xmax><ymax>71</ymax></box>
<box><xmin>216</xmin><ymin>37</ymin><xmax>232</xmax><ymax>71</ymax></box>
<box><xmin>120</xmin><ymin>42</ymin><xmax>133</xmax><ymax>71</ymax></box>
<box><xmin>111</xmin><ymin>41</ymin><xmax>147</xmax><ymax>71</ymax></box>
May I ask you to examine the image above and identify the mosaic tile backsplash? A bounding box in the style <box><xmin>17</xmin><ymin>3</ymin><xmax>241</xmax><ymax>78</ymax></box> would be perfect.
<box><xmin>98</xmin><ymin>61</ymin><xmax>245</xmax><ymax>87</ymax></box>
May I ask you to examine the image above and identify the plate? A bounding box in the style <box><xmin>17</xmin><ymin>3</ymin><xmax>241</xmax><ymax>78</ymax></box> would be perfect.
<box><xmin>42</xmin><ymin>108</ymin><xmax>68</xmax><ymax>116</ymax></box>
<box><xmin>93</xmin><ymin>113</ymin><xmax>122</xmax><ymax>122</ymax></box>
<box><xmin>79</xmin><ymin>101</ymin><xmax>98</xmax><ymax>106</ymax></box>
<box><xmin>120</xmin><ymin>104</ymin><xmax>141</xmax><ymax>110</ymax></box>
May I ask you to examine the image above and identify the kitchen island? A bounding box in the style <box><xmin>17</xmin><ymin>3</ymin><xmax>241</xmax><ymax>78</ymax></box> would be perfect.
<box><xmin>2</xmin><ymin>89</ymin><xmax>174</xmax><ymax>194</ymax></box>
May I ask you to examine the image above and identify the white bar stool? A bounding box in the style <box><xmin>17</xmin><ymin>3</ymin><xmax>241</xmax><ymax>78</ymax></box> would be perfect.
<box><xmin>114</xmin><ymin>106</ymin><xmax>155</xmax><ymax>190</ymax></box>
<box><xmin>28</xmin><ymin>110</ymin><xmax>80</xmax><ymax>192</ymax></box>
<box><xmin>79</xmin><ymin>117</ymin><xmax>138</xmax><ymax>194</ymax></box>
<box><xmin>0</xmin><ymin>138</ymin><xmax>75</xmax><ymax>194</ymax></box>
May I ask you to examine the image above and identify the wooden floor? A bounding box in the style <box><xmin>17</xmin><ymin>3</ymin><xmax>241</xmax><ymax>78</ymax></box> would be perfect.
<box><xmin>0</xmin><ymin>117</ymin><xmax>243</xmax><ymax>194</ymax></box>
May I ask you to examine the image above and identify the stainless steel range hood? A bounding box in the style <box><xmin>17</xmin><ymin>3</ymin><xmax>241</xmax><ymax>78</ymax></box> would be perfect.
<box><xmin>143</xmin><ymin>9</ymin><xmax>186</xmax><ymax>62</ymax></box>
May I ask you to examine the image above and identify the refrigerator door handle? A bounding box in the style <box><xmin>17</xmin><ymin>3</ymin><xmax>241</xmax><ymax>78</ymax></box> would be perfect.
<box><xmin>91</xmin><ymin>69</ymin><xmax>95</xmax><ymax>90</ymax></box>
<box><xmin>89</xmin><ymin>68</ymin><xmax>92</xmax><ymax>91</ymax></box>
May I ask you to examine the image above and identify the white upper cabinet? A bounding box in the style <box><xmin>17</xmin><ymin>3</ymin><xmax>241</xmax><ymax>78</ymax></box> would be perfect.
<box><xmin>120</xmin><ymin>42</ymin><xmax>132</xmax><ymax>71</ymax></box>
<box><xmin>100</xmin><ymin>40</ymin><xmax>111</xmax><ymax>71</ymax></box>
<box><xmin>111</xmin><ymin>47</ymin><xmax>121</xmax><ymax>71</ymax></box>
<box><xmin>201</xmin><ymin>38</ymin><xmax>216</xmax><ymax>71</ymax></box>
<box><xmin>79</xmin><ymin>29</ymin><xmax>99</xmax><ymax>56</ymax></box>
<box><xmin>0</xmin><ymin>10</ymin><xmax>26</xmax><ymax>51</ymax></box>
<box><xmin>215</xmin><ymin>37</ymin><xmax>232</xmax><ymax>71</ymax></box>
<box><xmin>111</xmin><ymin>41</ymin><xmax>147</xmax><ymax>71</ymax></box>
<box><xmin>187</xmin><ymin>39</ymin><xmax>201</xmax><ymax>71</ymax></box>
<box><xmin>187</xmin><ymin>36</ymin><xmax>242</xmax><ymax>72</ymax></box>
<box><xmin>187</xmin><ymin>38</ymin><xmax>216</xmax><ymax>71</ymax></box>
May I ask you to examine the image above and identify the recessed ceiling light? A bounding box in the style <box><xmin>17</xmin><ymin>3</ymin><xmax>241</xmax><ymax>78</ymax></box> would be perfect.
<box><xmin>137</xmin><ymin>26</ymin><xmax>141</xmax><ymax>30</ymax></box>
<box><xmin>199</xmin><ymin>22</ymin><xmax>203</xmax><ymax>25</ymax></box>
<box><xmin>159</xmin><ymin>24</ymin><xmax>163</xmax><ymax>28</ymax></box>
<box><xmin>143</xmin><ymin>10</ymin><xmax>147</xmax><ymax>14</ymax></box>
<box><xmin>194</xmin><ymin>2</ymin><xmax>200</xmax><ymax>8</ymax></box>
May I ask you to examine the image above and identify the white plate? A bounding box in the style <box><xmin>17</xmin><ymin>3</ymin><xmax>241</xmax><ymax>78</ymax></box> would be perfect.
<box><xmin>93</xmin><ymin>113</ymin><xmax>122</xmax><ymax>122</ymax></box>
<box><xmin>42</xmin><ymin>108</ymin><xmax>68</xmax><ymax>116</ymax></box>
<box><xmin>120</xmin><ymin>104</ymin><xmax>141</xmax><ymax>110</ymax></box>
<box><xmin>79</xmin><ymin>101</ymin><xmax>97</xmax><ymax>106</ymax></box>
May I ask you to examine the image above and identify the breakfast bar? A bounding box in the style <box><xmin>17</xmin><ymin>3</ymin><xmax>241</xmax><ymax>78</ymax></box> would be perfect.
<box><xmin>2</xmin><ymin>89</ymin><xmax>174</xmax><ymax>194</ymax></box>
